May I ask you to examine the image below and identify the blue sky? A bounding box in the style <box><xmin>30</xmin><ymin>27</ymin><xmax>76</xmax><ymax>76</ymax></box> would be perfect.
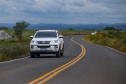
<box><xmin>0</xmin><ymin>0</ymin><xmax>126</xmax><ymax>24</ymax></box>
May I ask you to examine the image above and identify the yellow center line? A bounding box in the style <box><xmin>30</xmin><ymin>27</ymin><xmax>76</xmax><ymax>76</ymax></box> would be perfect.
<box><xmin>28</xmin><ymin>37</ymin><xmax>86</xmax><ymax>84</ymax></box>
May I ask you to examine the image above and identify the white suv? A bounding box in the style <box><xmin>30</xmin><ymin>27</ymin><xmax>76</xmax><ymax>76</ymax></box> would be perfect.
<box><xmin>30</xmin><ymin>30</ymin><xmax>64</xmax><ymax>58</ymax></box>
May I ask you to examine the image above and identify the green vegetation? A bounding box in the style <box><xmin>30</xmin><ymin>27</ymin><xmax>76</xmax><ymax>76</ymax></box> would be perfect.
<box><xmin>0</xmin><ymin>29</ymin><xmax>37</xmax><ymax>61</ymax></box>
<box><xmin>0</xmin><ymin>44</ymin><xmax>29</xmax><ymax>61</ymax></box>
<box><xmin>0</xmin><ymin>26</ymin><xmax>9</xmax><ymax>30</ymax></box>
<box><xmin>13</xmin><ymin>21</ymin><xmax>30</xmax><ymax>39</ymax></box>
<box><xmin>0</xmin><ymin>29</ymin><xmax>91</xmax><ymax>61</ymax></box>
<box><xmin>60</xmin><ymin>30</ymin><xmax>93</xmax><ymax>36</ymax></box>
<box><xmin>84</xmin><ymin>30</ymin><xmax>126</xmax><ymax>53</ymax></box>
<box><xmin>104</xmin><ymin>27</ymin><xmax>122</xmax><ymax>31</ymax></box>
<box><xmin>68</xmin><ymin>28</ymin><xmax>73</xmax><ymax>30</ymax></box>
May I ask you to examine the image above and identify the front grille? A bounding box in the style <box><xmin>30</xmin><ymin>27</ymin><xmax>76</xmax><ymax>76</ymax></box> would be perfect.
<box><xmin>37</xmin><ymin>46</ymin><xmax>50</xmax><ymax>48</ymax></box>
<box><xmin>37</xmin><ymin>41</ymin><xmax>50</xmax><ymax>44</ymax></box>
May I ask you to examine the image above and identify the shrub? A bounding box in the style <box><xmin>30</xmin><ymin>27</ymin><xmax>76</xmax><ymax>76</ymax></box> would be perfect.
<box><xmin>108</xmin><ymin>31</ymin><xmax>121</xmax><ymax>38</ymax></box>
<box><xmin>13</xmin><ymin>20</ymin><xmax>30</xmax><ymax>39</ymax></box>
<box><xmin>84</xmin><ymin>31</ymin><xmax>126</xmax><ymax>53</ymax></box>
<box><xmin>0</xmin><ymin>44</ymin><xmax>29</xmax><ymax>61</ymax></box>
<box><xmin>68</xmin><ymin>28</ymin><xmax>73</xmax><ymax>30</ymax></box>
<box><xmin>0</xmin><ymin>26</ymin><xmax>9</xmax><ymax>30</ymax></box>
<box><xmin>123</xmin><ymin>38</ymin><xmax>126</xmax><ymax>44</ymax></box>
<box><xmin>104</xmin><ymin>27</ymin><xmax>122</xmax><ymax>31</ymax></box>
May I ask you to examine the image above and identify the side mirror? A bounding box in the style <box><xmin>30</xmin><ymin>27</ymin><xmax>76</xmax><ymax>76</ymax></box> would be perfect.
<box><xmin>59</xmin><ymin>35</ymin><xmax>63</xmax><ymax>38</ymax></box>
<box><xmin>30</xmin><ymin>36</ymin><xmax>33</xmax><ymax>38</ymax></box>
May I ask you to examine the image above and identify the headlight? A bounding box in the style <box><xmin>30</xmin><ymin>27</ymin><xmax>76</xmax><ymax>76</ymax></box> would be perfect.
<box><xmin>31</xmin><ymin>40</ymin><xmax>37</xmax><ymax>43</ymax></box>
<box><xmin>50</xmin><ymin>40</ymin><xmax>58</xmax><ymax>43</ymax></box>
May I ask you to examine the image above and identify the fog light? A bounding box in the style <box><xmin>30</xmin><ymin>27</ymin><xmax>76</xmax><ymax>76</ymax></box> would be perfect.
<box><xmin>55</xmin><ymin>45</ymin><xmax>58</xmax><ymax>48</ymax></box>
<box><xmin>31</xmin><ymin>45</ymin><xmax>34</xmax><ymax>48</ymax></box>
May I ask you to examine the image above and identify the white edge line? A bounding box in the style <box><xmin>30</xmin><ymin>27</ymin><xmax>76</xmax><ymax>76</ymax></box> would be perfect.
<box><xmin>82</xmin><ymin>38</ymin><xmax>126</xmax><ymax>56</ymax></box>
<box><xmin>0</xmin><ymin>57</ymin><xmax>29</xmax><ymax>64</ymax></box>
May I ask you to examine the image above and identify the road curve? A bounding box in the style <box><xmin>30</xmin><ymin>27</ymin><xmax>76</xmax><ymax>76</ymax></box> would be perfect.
<box><xmin>0</xmin><ymin>35</ymin><xmax>126</xmax><ymax>84</ymax></box>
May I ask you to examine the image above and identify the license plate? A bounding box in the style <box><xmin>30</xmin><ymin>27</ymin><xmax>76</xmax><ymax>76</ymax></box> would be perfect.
<box><xmin>40</xmin><ymin>48</ymin><xmax>47</xmax><ymax>49</ymax></box>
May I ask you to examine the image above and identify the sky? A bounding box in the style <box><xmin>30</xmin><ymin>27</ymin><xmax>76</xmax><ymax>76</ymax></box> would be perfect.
<box><xmin>0</xmin><ymin>0</ymin><xmax>126</xmax><ymax>24</ymax></box>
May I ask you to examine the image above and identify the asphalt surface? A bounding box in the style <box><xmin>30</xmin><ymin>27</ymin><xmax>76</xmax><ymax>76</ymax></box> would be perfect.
<box><xmin>0</xmin><ymin>35</ymin><xmax>126</xmax><ymax>84</ymax></box>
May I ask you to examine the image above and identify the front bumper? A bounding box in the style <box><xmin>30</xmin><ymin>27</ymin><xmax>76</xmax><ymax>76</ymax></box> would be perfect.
<box><xmin>30</xmin><ymin>44</ymin><xmax>59</xmax><ymax>53</ymax></box>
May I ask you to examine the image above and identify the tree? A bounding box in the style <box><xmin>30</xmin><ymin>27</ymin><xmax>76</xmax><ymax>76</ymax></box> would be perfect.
<box><xmin>104</xmin><ymin>27</ymin><xmax>109</xmax><ymax>30</ymax></box>
<box><xmin>13</xmin><ymin>20</ymin><xmax>30</xmax><ymax>39</ymax></box>
<box><xmin>0</xmin><ymin>26</ymin><xmax>9</xmax><ymax>30</ymax></box>
<box><xmin>109</xmin><ymin>27</ymin><xmax>116</xmax><ymax>30</ymax></box>
<box><xmin>104</xmin><ymin>27</ymin><xmax>116</xmax><ymax>31</ymax></box>
<box><xmin>116</xmin><ymin>29</ymin><xmax>122</xmax><ymax>31</ymax></box>
<box><xmin>68</xmin><ymin>28</ymin><xmax>73</xmax><ymax>30</ymax></box>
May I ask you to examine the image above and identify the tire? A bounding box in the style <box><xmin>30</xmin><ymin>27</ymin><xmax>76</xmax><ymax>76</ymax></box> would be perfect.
<box><xmin>56</xmin><ymin>51</ymin><xmax>61</xmax><ymax>58</ymax></box>
<box><xmin>61</xmin><ymin>51</ymin><xmax>64</xmax><ymax>56</ymax></box>
<box><xmin>30</xmin><ymin>52</ymin><xmax>35</xmax><ymax>58</ymax></box>
<box><xmin>36</xmin><ymin>54</ymin><xmax>40</xmax><ymax>57</ymax></box>
<box><xmin>61</xmin><ymin>44</ymin><xmax>64</xmax><ymax>56</ymax></box>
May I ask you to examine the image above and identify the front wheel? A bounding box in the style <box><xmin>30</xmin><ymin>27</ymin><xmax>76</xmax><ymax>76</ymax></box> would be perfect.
<box><xmin>61</xmin><ymin>44</ymin><xmax>64</xmax><ymax>56</ymax></box>
<box><xmin>36</xmin><ymin>54</ymin><xmax>40</xmax><ymax>58</ymax></box>
<box><xmin>61</xmin><ymin>51</ymin><xmax>64</xmax><ymax>56</ymax></box>
<box><xmin>56</xmin><ymin>51</ymin><xmax>61</xmax><ymax>58</ymax></box>
<box><xmin>30</xmin><ymin>52</ymin><xmax>35</xmax><ymax>58</ymax></box>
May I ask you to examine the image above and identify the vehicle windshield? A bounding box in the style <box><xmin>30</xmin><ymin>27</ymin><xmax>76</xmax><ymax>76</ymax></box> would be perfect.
<box><xmin>35</xmin><ymin>31</ymin><xmax>57</xmax><ymax>38</ymax></box>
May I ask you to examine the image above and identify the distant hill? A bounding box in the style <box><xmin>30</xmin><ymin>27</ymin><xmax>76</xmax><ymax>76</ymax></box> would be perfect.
<box><xmin>0</xmin><ymin>23</ymin><xmax>126</xmax><ymax>31</ymax></box>
<box><xmin>0</xmin><ymin>23</ymin><xmax>15</xmax><ymax>28</ymax></box>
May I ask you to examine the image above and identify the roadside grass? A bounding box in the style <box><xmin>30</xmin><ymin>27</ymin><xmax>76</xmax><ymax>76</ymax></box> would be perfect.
<box><xmin>0</xmin><ymin>44</ymin><xmax>29</xmax><ymax>61</ymax></box>
<box><xmin>60</xmin><ymin>30</ymin><xmax>93</xmax><ymax>36</ymax></box>
<box><xmin>0</xmin><ymin>29</ymin><xmax>36</xmax><ymax>61</ymax></box>
<box><xmin>84</xmin><ymin>31</ymin><xmax>126</xmax><ymax>53</ymax></box>
<box><xmin>0</xmin><ymin>29</ymin><xmax>91</xmax><ymax>61</ymax></box>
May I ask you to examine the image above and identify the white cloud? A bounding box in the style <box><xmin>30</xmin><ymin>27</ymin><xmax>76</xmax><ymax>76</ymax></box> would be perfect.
<box><xmin>0</xmin><ymin>0</ymin><xmax>126</xmax><ymax>24</ymax></box>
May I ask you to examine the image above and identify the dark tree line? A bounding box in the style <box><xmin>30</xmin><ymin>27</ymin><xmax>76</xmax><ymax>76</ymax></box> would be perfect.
<box><xmin>0</xmin><ymin>26</ymin><xmax>9</xmax><ymax>30</ymax></box>
<box><xmin>104</xmin><ymin>27</ymin><xmax>122</xmax><ymax>31</ymax></box>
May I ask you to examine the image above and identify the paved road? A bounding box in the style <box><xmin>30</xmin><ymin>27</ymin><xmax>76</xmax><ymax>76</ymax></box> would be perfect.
<box><xmin>0</xmin><ymin>35</ymin><xmax>126</xmax><ymax>84</ymax></box>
